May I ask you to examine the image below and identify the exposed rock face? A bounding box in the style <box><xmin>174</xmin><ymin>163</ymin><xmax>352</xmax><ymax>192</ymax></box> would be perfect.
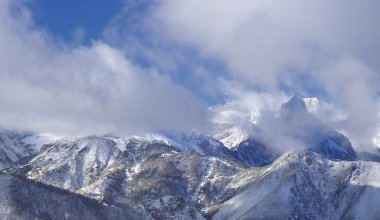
<box><xmin>230</xmin><ymin>138</ymin><xmax>277</xmax><ymax>167</ymax></box>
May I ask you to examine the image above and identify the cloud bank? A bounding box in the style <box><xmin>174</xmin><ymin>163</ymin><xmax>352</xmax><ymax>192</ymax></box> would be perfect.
<box><xmin>146</xmin><ymin>0</ymin><xmax>380</xmax><ymax>149</ymax></box>
<box><xmin>0</xmin><ymin>0</ymin><xmax>207</xmax><ymax>135</ymax></box>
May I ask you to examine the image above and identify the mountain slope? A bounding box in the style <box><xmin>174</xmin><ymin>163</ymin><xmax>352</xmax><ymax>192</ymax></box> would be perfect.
<box><xmin>10</xmin><ymin>135</ymin><xmax>244</xmax><ymax>219</ymax></box>
<box><xmin>0</xmin><ymin>131</ymin><xmax>36</xmax><ymax>170</ymax></box>
<box><xmin>0</xmin><ymin>130</ymin><xmax>59</xmax><ymax>170</ymax></box>
<box><xmin>0</xmin><ymin>173</ymin><xmax>142</xmax><ymax>220</ymax></box>
<box><xmin>211</xmin><ymin>150</ymin><xmax>380</xmax><ymax>219</ymax></box>
<box><xmin>1</xmin><ymin>129</ymin><xmax>379</xmax><ymax>219</ymax></box>
<box><xmin>230</xmin><ymin>138</ymin><xmax>277</xmax><ymax>167</ymax></box>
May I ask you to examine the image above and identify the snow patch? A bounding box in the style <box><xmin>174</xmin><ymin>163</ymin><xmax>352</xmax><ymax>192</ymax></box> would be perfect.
<box><xmin>214</xmin><ymin>126</ymin><xmax>249</xmax><ymax>149</ymax></box>
<box><xmin>303</xmin><ymin>97</ymin><xmax>319</xmax><ymax>114</ymax></box>
<box><xmin>103</xmin><ymin>137</ymin><xmax>126</xmax><ymax>151</ymax></box>
<box><xmin>126</xmin><ymin>163</ymin><xmax>142</xmax><ymax>181</ymax></box>
<box><xmin>128</xmin><ymin>133</ymin><xmax>180</xmax><ymax>148</ymax></box>
<box><xmin>22</xmin><ymin>133</ymin><xmax>62</xmax><ymax>151</ymax></box>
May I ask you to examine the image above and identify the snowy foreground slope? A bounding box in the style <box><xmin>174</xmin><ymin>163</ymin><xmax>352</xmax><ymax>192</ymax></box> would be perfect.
<box><xmin>1</xmin><ymin>96</ymin><xmax>380</xmax><ymax>219</ymax></box>
<box><xmin>211</xmin><ymin>151</ymin><xmax>380</xmax><ymax>219</ymax></box>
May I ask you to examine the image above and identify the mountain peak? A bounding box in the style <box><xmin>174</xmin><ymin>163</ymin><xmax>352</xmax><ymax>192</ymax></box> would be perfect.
<box><xmin>280</xmin><ymin>95</ymin><xmax>308</xmax><ymax>117</ymax></box>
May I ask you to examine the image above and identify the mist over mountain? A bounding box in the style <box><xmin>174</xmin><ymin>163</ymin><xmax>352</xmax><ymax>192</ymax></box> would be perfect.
<box><xmin>1</xmin><ymin>97</ymin><xmax>380</xmax><ymax>219</ymax></box>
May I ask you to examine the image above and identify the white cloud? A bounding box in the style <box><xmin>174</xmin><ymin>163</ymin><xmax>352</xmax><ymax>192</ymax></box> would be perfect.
<box><xmin>2</xmin><ymin>0</ymin><xmax>380</xmax><ymax>151</ymax></box>
<box><xmin>147</xmin><ymin>0</ymin><xmax>380</xmax><ymax>149</ymax></box>
<box><xmin>153</xmin><ymin>0</ymin><xmax>380</xmax><ymax>87</ymax></box>
<box><xmin>0</xmin><ymin>0</ymin><xmax>207</xmax><ymax>135</ymax></box>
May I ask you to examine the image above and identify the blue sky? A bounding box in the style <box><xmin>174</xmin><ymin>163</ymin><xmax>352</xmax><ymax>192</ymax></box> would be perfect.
<box><xmin>25</xmin><ymin>0</ymin><xmax>228</xmax><ymax>104</ymax></box>
<box><xmin>26</xmin><ymin>0</ymin><xmax>124</xmax><ymax>44</ymax></box>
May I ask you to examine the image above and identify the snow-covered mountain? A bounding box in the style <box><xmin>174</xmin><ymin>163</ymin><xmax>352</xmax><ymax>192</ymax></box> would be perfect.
<box><xmin>6</xmin><ymin>135</ymin><xmax>245</xmax><ymax>219</ymax></box>
<box><xmin>211</xmin><ymin>150</ymin><xmax>380</xmax><ymax>219</ymax></box>
<box><xmin>208</xmin><ymin>96</ymin><xmax>357</xmax><ymax>166</ymax></box>
<box><xmin>278</xmin><ymin>96</ymin><xmax>357</xmax><ymax>161</ymax></box>
<box><xmin>1</xmin><ymin>96</ymin><xmax>379</xmax><ymax>219</ymax></box>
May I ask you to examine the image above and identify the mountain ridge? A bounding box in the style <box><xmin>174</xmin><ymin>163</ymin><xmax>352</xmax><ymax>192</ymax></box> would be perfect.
<box><xmin>0</xmin><ymin>96</ymin><xmax>379</xmax><ymax>219</ymax></box>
